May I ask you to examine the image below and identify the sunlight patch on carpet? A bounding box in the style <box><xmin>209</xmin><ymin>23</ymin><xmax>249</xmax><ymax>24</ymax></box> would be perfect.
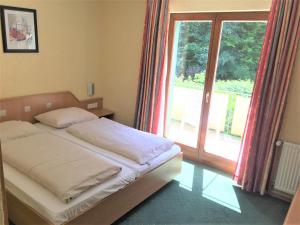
<box><xmin>174</xmin><ymin>161</ymin><xmax>195</xmax><ymax>191</ymax></box>
<box><xmin>202</xmin><ymin>169</ymin><xmax>241</xmax><ymax>213</ymax></box>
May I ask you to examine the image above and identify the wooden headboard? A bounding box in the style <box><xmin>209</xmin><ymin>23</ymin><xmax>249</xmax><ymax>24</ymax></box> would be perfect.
<box><xmin>0</xmin><ymin>91</ymin><xmax>103</xmax><ymax>123</ymax></box>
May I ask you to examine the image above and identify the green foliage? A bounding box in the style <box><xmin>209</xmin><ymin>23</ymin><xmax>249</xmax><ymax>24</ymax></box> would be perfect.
<box><xmin>175</xmin><ymin>21</ymin><xmax>266</xmax><ymax>81</ymax></box>
<box><xmin>224</xmin><ymin>95</ymin><xmax>236</xmax><ymax>135</ymax></box>
<box><xmin>214</xmin><ymin>79</ymin><xmax>254</xmax><ymax>97</ymax></box>
<box><xmin>216</xmin><ymin>22</ymin><xmax>266</xmax><ymax>81</ymax></box>
<box><xmin>175</xmin><ymin>22</ymin><xmax>211</xmax><ymax>80</ymax></box>
<box><xmin>174</xmin><ymin>73</ymin><xmax>254</xmax><ymax>97</ymax></box>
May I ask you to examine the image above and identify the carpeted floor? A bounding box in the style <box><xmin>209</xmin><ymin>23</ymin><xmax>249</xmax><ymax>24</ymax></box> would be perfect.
<box><xmin>113</xmin><ymin>161</ymin><xmax>289</xmax><ymax>225</ymax></box>
<box><xmin>9</xmin><ymin>160</ymin><xmax>290</xmax><ymax>225</ymax></box>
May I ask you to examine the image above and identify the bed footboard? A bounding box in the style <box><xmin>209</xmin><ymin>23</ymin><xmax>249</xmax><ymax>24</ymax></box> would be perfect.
<box><xmin>7</xmin><ymin>153</ymin><xmax>183</xmax><ymax>225</ymax></box>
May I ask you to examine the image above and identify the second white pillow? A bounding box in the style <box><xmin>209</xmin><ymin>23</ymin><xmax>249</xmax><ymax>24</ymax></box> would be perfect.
<box><xmin>35</xmin><ymin>107</ymin><xmax>98</xmax><ymax>128</ymax></box>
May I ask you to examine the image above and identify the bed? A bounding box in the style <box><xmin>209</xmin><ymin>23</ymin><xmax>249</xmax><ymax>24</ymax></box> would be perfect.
<box><xmin>35</xmin><ymin>122</ymin><xmax>181</xmax><ymax>177</ymax></box>
<box><xmin>0</xmin><ymin>91</ymin><xmax>182</xmax><ymax>225</ymax></box>
<box><xmin>4</xmin><ymin>162</ymin><xmax>136</xmax><ymax>225</ymax></box>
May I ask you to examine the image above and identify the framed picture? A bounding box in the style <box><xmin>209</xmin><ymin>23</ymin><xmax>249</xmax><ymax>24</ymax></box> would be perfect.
<box><xmin>0</xmin><ymin>6</ymin><xmax>39</xmax><ymax>53</ymax></box>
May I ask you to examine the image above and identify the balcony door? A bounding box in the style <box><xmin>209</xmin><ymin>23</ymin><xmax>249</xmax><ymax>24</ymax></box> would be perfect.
<box><xmin>165</xmin><ymin>12</ymin><xmax>268</xmax><ymax>174</ymax></box>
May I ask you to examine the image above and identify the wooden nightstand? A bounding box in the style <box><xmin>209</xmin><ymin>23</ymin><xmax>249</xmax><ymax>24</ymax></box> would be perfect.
<box><xmin>89</xmin><ymin>108</ymin><xmax>114</xmax><ymax>119</ymax></box>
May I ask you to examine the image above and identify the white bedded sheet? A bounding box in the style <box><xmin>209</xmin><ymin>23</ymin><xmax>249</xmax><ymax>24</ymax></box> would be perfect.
<box><xmin>67</xmin><ymin>118</ymin><xmax>174</xmax><ymax>164</ymax></box>
<box><xmin>3</xmin><ymin>132</ymin><xmax>122</xmax><ymax>203</ymax></box>
<box><xmin>4</xmin><ymin>162</ymin><xmax>136</xmax><ymax>225</ymax></box>
<box><xmin>35</xmin><ymin>123</ymin><xmax>181</xmax><ymax>176</ymax></box>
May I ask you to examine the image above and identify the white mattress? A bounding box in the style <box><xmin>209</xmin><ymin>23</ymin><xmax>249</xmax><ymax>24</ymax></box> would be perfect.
<box><xmin>4</xmin><ymin>161</ymin><xmax>137</xmax><ymax>225</ymax></box>
<box><xmin>35</xmin><ymin>123</ymin><xmax>181</xmax><ymax>176</ymax></box>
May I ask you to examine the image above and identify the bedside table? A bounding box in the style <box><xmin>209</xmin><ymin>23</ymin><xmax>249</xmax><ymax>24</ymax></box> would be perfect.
<box><xmin>89</xmin><ymin>108</ymin><xmax>114</xmax><ymax>119</ymax></box>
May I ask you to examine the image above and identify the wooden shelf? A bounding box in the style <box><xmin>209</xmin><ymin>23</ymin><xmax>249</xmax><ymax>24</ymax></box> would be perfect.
<box><xmin>89</xmin><ymin>108</ymin><xmax>114</xmax><ymax>119</ymax></box>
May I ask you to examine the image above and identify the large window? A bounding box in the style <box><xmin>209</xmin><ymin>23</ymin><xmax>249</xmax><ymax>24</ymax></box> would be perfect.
<box><xmin>165</xmin><ymin>12</ymin><xmax>268</xmax><ymax>173</ymax></box>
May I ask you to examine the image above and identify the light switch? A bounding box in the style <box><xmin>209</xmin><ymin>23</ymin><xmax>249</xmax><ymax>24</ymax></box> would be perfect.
<box><xmin>24</xmin><ymin>106</ymin><xmax>31</xmax><ymax>112</ymax></box>
<box><xmin>46</xmin><ymin>102</ymin><xmax>52</xmax><ymax>109</ymax></box>
<box><xmin>0</xmin><ymin>109</ymin><xmax>7</xmax><ymax>117</ymax></box>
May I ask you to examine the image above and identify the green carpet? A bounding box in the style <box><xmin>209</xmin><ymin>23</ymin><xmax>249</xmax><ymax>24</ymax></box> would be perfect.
<box><xmin>113</xmin><ymin>160</ymin><xmax>289</xmax><ymax>225</ymax></box>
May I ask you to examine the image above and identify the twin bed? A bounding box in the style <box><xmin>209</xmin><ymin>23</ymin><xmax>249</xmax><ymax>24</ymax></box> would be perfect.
<box><xmin>0</xmin><ymin>92</ymin><xmax>182</xmax><ymax>225</ymax></box>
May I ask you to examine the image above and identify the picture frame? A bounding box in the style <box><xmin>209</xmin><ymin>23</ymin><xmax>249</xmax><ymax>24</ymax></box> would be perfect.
<box><xmin>0</xmin><ymin>6</ymin><xmax>39</xmax><ymax>53</ymax></box>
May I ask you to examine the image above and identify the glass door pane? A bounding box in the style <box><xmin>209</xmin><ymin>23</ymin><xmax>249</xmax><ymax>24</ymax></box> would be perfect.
<box><xmin>204</xmin><ymin>21</ymin><xmax>266</xmax><ymax>161</ymax></box>
<box><xmin>166</xmin><ymin>20</ymin><xmax>212</xmax><ymax>148</ymax></box>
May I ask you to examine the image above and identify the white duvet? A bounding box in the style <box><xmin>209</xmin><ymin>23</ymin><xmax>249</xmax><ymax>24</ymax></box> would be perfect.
<box><xmin>2</xmin><ymin>132</ymin><xmax>121</xmax><ymax>203</ymax></box>
<box><xmin>67</xmin><ymin>118</ymin><xmax>174</xmax><ymax>164</ymax></box>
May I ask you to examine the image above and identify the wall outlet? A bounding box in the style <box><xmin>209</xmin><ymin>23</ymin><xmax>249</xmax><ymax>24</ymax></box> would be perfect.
<box><xmin>46</xmin><ymin>102</ymin><xmax>53</xmax><ymax>109</ymax></box>
<box><xmin>0</xmin><ymin>109</ymin><xmax>7</xmax><ymax>117</ymax></box>
<box><xmin>24</xmin><ymin>105</ymin><xmax>31</xmax><ymax>112</ymax></box>
<box><xmin>87</xmin><ymin>102</ymin><xmax>98</xmax><ymax>109</ymax></box>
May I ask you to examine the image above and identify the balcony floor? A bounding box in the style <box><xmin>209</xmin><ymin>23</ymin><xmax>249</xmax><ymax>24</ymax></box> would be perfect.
<box><xmin>167</xmin><ymin>120</ymin><xmax>241</xmax><ymax>162</ymax></box>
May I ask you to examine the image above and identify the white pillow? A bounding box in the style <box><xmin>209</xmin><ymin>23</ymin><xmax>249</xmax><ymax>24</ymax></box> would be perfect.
<box><xmin>0</xmin><ymin>120</ymin><xmax>41</xmax><ymax>142</ymax></box>
<box><xmin>35</xmin><ymin>107</ymin><xmax>98</xmax><ymax>128</ymax></box>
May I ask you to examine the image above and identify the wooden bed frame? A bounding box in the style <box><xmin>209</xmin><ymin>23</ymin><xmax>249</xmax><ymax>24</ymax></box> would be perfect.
<box><xmin>0</xmin><ymin>91</ymin><xmax>183</xmax><ymax>225</ymax></box>
<box><xmin>0</xmin><ymin>91</ymin><xmax>103</xmax><ymax>123</ymax></box>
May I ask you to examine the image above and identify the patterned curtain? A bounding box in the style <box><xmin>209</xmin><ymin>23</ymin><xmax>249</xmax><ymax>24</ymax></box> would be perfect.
<box><xmin>235</xmin><ymin>0</ymin><xmax>300</xmax><ymax>194</ymax></box>
<box><xmin>134</xmin><ymin>0</ymin><xmax>169</xmax><ymax>134</ymax></box>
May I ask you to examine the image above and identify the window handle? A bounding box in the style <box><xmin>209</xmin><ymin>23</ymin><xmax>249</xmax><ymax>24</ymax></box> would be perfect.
<box><xmin>206</xmin><ymin>91</ymin><xmax>210</xmax><ymax>103</ymax></box>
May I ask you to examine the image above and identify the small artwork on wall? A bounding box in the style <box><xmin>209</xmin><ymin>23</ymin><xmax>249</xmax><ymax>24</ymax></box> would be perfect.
<box><xmin>0</xmin><ymin>6</ymin><xmax>39</xmax><ymax>53</ymax></box>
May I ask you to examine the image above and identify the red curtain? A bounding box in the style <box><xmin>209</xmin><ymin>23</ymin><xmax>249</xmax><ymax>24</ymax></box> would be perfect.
<box><xmin>235</xmin><ymin>0</ymin><xmax>300</xmax><ymax>194</ymax></box>
<box><xmin>134</xmin><ymin>0</ymin><xmax>169</xmax><ymax>134</ymax></box>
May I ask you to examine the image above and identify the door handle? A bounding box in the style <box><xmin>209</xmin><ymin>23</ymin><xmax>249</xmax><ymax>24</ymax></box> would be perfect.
<box><xmin>206</xmin><ymin>91</ymin><xmax>210</xmax><ymax>103</ymax></box>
